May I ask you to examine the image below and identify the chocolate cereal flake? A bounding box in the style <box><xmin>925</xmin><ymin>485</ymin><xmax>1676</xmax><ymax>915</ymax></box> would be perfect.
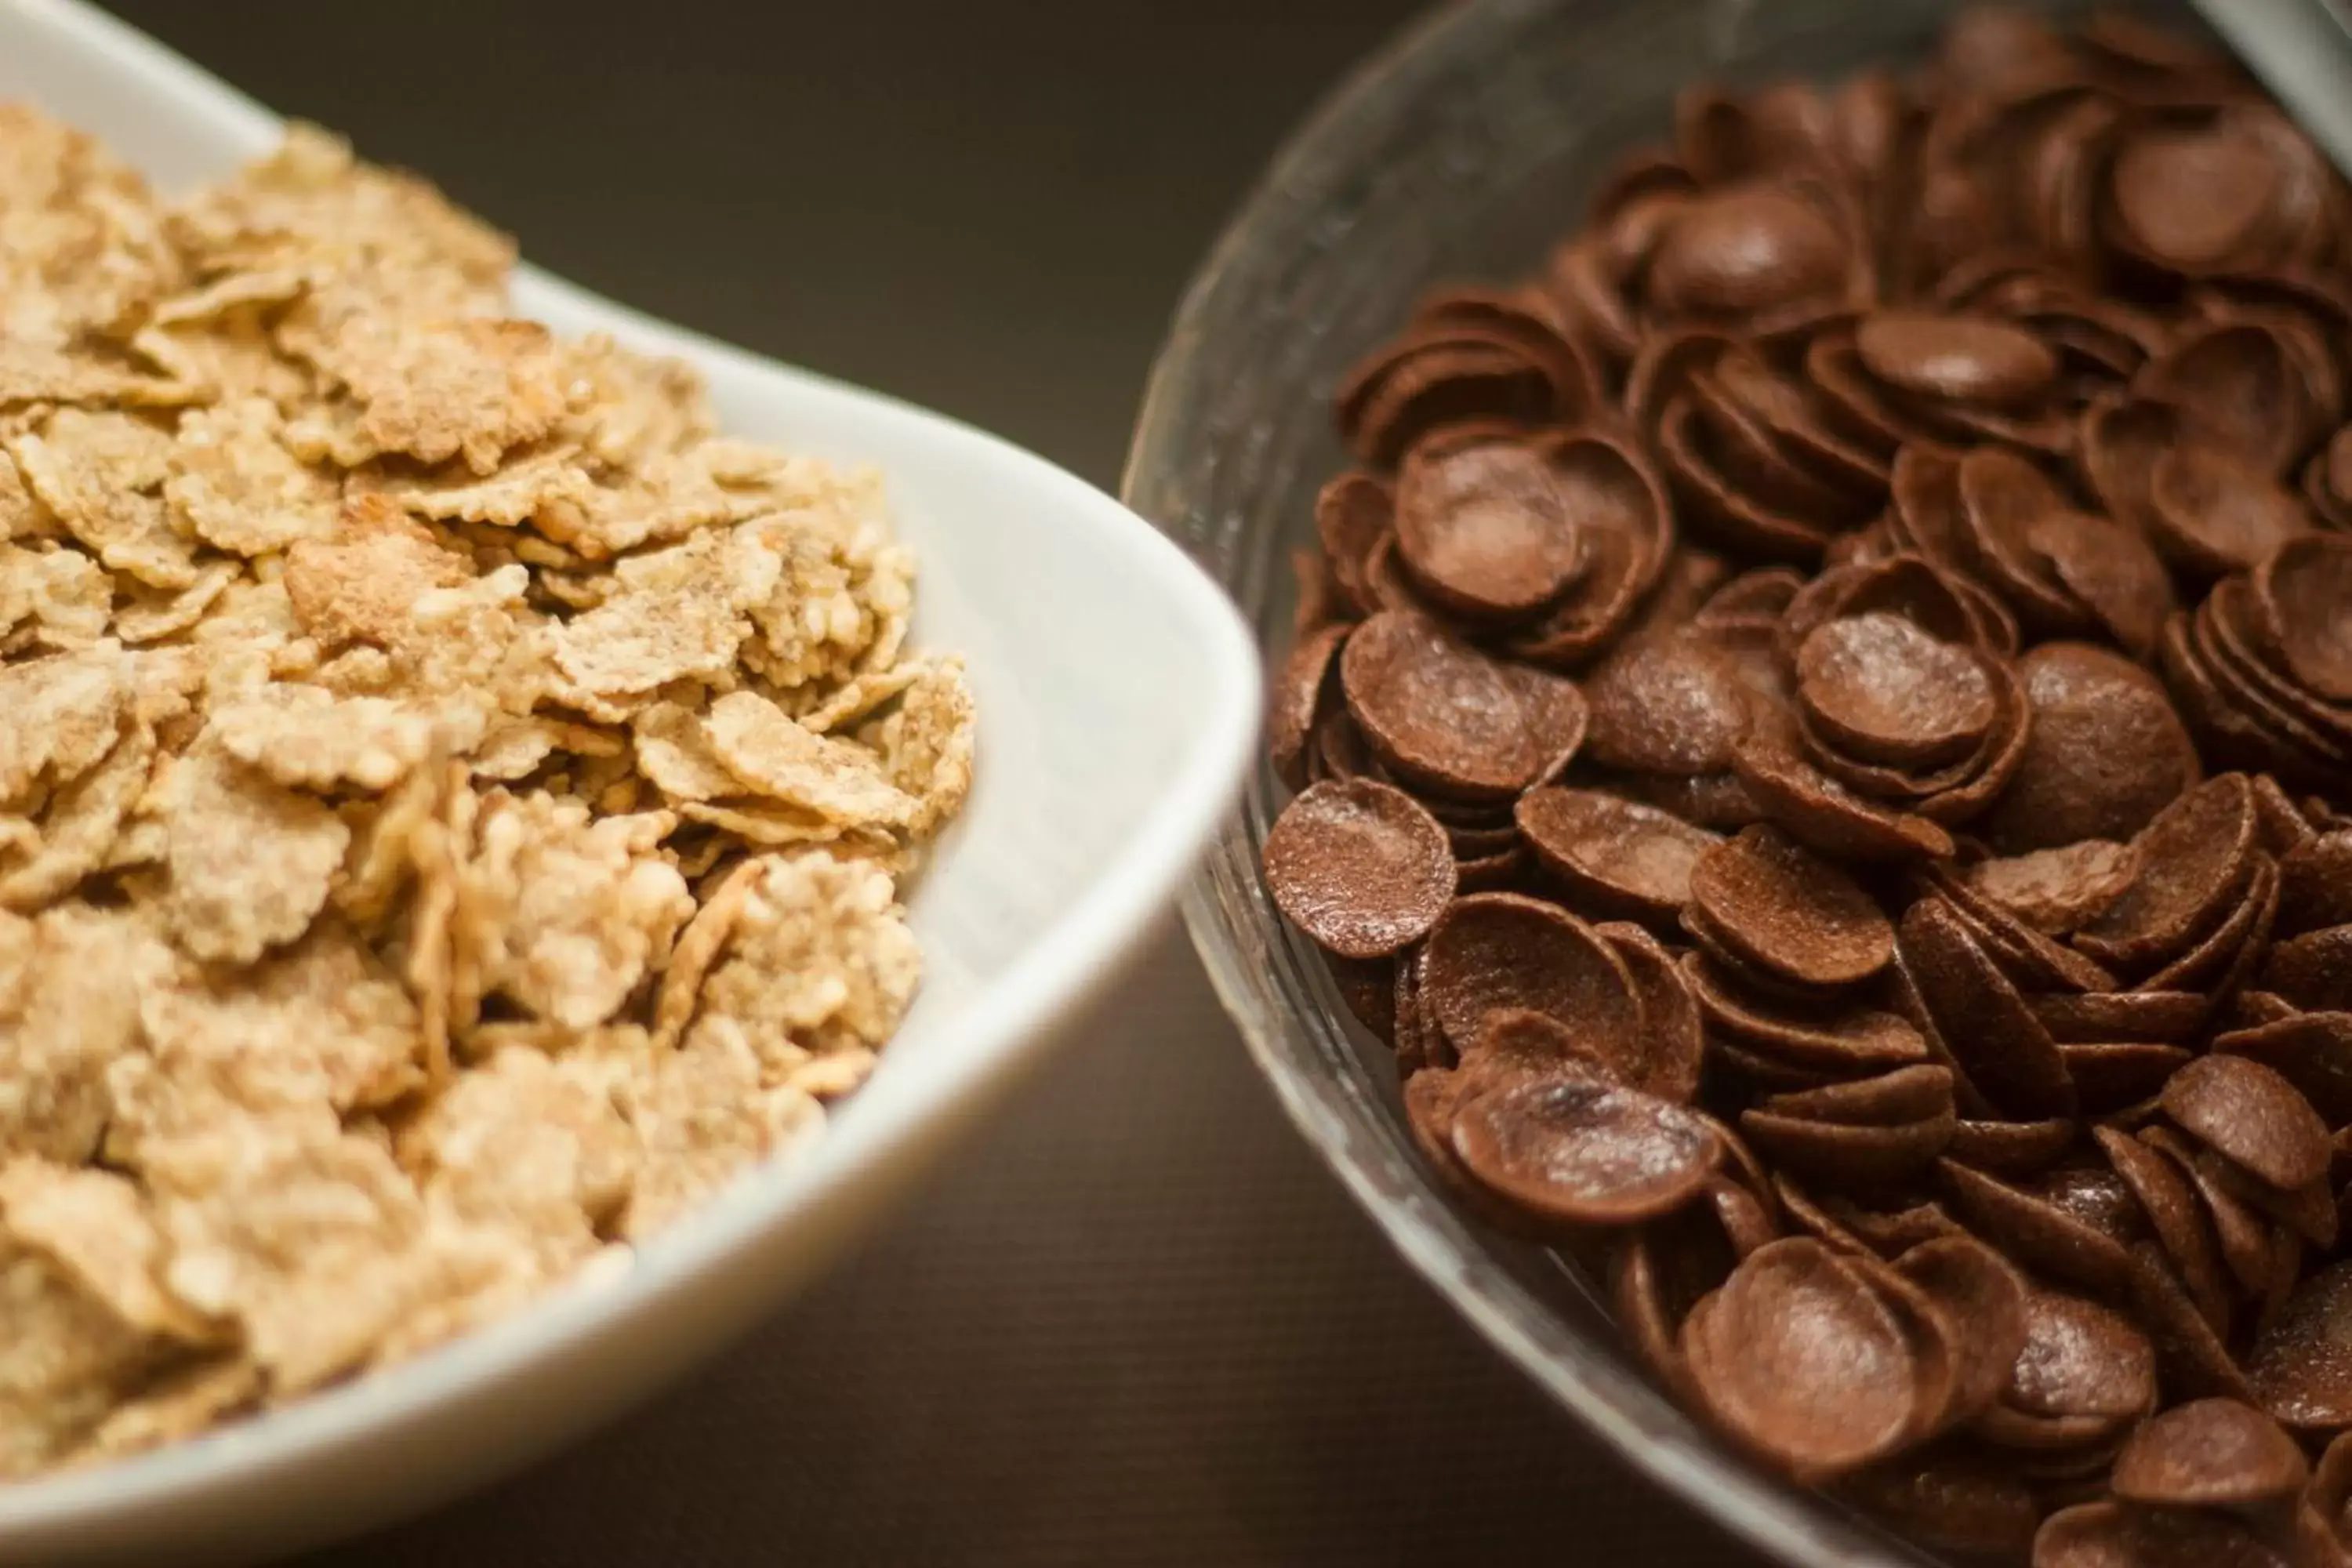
<box><xmin>1263</xmin><ymin>778</ymin><xmax>1457</xmax><ymax>961</ymax></box>
<box><xmin>1252</xmin><ymin>12</ymin><xmax>2352</xmax><ymax>1559</ymax></box>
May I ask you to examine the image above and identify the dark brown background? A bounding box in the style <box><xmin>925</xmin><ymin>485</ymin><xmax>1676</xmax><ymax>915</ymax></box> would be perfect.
<box><xmin>98</xmin><ymin>4</ymin><xmax>1753</xmax><ymax>1563</ymax></box>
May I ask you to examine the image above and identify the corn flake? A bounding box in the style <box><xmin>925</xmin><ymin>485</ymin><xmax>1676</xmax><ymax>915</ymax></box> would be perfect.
<box><xmin>165</xmin><ymin>397</ymin><xmax>339</xmax><ymax>556</ymax></box>
<box><xmin>351</xmin><ymin>441</ymin><xmax>593</xmax><ymax>526</ymax></box>
<box><xmin>212</xmin><ymin>681</ymin><xmax>459</xmax><ymax>793</ymax></box>
<box><xmin>0</xmin><ymin>644</ymin><xmax>129</xmax><ymax>804</ymax></box>
<box><xmin>162</xmin><ymin>747</ymin><xmax>350</xmax><ymax>965</ymax></box>
<box><xmin>684</xmin><ymin>851</ymin><xmax>919</xmax><ymax>1079</ymax></box>
<box><xmin>546</xmin><ymin>521</ymin><xmax>780</xmax><ymax>698</ymax></box>
<box><xmin>0</xmin><ymin>720</ymin><xmax>153</xmax><ymax>909</ymax></box>
<box><xmin>0</xmin><ymin>107</ymin><xmax>970</xmax><ymax>1472</ymax></box>
<box><xmin>7</xmin><ymin>408</ymin><xmax>199</xmax><ymax>590</ymax></box>
<box><xmin>458</xmin><ymin>791</ymin><xmax>691</xmax><ymax>1029</ymax></box>
<box><xmin>704</xmin><ymin>688</ymin><xmax>917</xmax><ymax>827</ymax></box>
<box><xmin>0</xmin><ymin>1160</ymin><xmax>216</xmax><ymax>1345</ymax></box>
<box><xmin>150</xmin><ymin>1124</ymin><xmax>448</xmax><ymax>1396</ymax></box>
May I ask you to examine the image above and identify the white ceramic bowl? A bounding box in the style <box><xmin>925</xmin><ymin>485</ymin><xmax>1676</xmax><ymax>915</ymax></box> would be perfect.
<box><xmin>0</xmin><ymin>2</ymin><xmax>1261</xmax><ymax>1562</ymax></box>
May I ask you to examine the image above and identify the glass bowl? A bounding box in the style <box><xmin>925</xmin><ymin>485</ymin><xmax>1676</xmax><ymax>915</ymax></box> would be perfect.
<box><xmin>1123</xmin><ymin>1</ymin><xmax>2205</xmax><ymax>1563</ymax></box>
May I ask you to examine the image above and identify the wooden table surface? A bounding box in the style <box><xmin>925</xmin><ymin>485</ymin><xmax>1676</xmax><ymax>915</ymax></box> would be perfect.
<box><xmin>102</xmin><ymin>4</ymin><xmax>1762</xmax><ymax>1563</ymax></box>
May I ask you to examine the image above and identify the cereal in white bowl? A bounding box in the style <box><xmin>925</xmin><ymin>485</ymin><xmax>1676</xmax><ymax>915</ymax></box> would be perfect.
<box><xmin>0</xmin><ymin>106</ymin><xmax>972</xmax><ymax>1476</ymax></box>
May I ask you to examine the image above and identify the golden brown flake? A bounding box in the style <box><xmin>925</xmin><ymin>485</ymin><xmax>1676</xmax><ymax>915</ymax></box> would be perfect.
<box><xmin>684</xmin><ymin>851</ymin><xmax>920</xmax><ymax>1079</ymax></box>
<box><xmin>161</xmin><ymin>747</ymin><xmax>351</xmax><ymax>965</ymax></box>
<box><xmin>456</xmin><ymin>791</ymin><xmax>692</xmax><ymax>1029</ymax></box>
<box><xmin>164</xmin><ymin>397</ymin><xmax>339</xmax><ymax>556</ymax></box>
<box><xmin>8</xmin><ymin>409</ymin><xmax>199</xmax><ymax>590</ymax></box>
<box><xmin>0</xmin><ymin>105</ymin><xmax>967</xmax><ymax>1475</ymax></box>
<box><xmin>705</xmin><ymin>689</ymin><xmax>919</xmax><ymax>826</ymax></box>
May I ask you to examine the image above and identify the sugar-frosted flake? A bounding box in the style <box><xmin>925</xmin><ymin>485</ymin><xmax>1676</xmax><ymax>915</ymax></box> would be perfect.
<box><xmin>332</xmin><ymin>760</ymin><xmax>443</xmax><ymax>928</ymax></box>
<box><xmin>534</xmin><ymin>447</ymin><xmax>756</xmax><ymax>559</ymax></box>
<box><xmin>282</xmin><ymin>498</ymin><xmax>470</xmax><ymax>651</ymax></box>
<box><xmin>872</xmin><ymin>655</ymin><xmax>974</xmax><ymax>836</ymax></box>
<box><xmin>0</xmin><ymin>1240</ymin><xmax>162</xmax><ymax>1478</ymax></box>
<box><xmin>795</xmin><ymin>661</ymin><xmax>928</xmax><ymax>734</ymax></box>
<box><xmin>652</xmin><ymin>857</ymin><xmax>764</xmax><ymax>1049</ymax></box>
<box><xmin>0</xmin><ymin>721</ymin><xmax>154</xmax><ymax>909</ymax></box>
<box><xmin>0</xmin><ymin>339</ymin><xmax>192</xmax><ymax>411</ymax></box>
<box><xmin>0</xmin><ymin>905</ymin><xmax>170</xmax><ymax>1166</ymax></box>
<box><xmin>149</xmin><ymin>1123</ymin><xmax>448</xmax><ymax>1396</ymax></box>
<box><xmin>311</xmin><ymin>318</ymin><xmax>573</xmax><ymax>475</ymax></box>
<box><xmin>20</xmin><ymin>546</ymin><xmax>113</xmax><ymax>651</ymax></box>
<box><xmin>0</xmin><ymin>108</ymin><xmax>965</xmax><ymax>1467</ymax></box>
<box><xmin>129</xmin><ymin>919</ymin><xmax>423</xmax><ymax>1142</ymax></box>
<box><xmin>0</xmin><ymin>1160</ymin><xmax>214</xmax><ymax>1343</ymax></box>
<box><xmin>547</xmin><ymin>521</ymin><xmax>782</xmax><ymax>697</ymax></box>
<box><xmin>0</xmin><ymin>645</ymin><xmax>129</xmax><ymax>804</ymax></box>
<box><xmin>0</xmin><ymin>452</ymin><xmax>42</xmax><ymax>540</ymax></box>
<box><xmin>619</xmin><ymin>1028</ymin><xmax>822</xmax><ymax>1240</ymax></box>
<box><xmin>0</xmin><ymin>543</ymin><xmax>108</xmax><ymax>652</ymax></box>
<box><xmin>675</xmin><ymin>797</ymin><xmax>846</xmax><ymax>846</ymax></box>
<box><xmin>468</xmin><ymin>717</ymin><xmax>558</xmax><ymax>782</ymax></box>
<box><xmin>630</xmin><ymin>700</ymin><xmax>739</xmax><ymax>802</ymax></box>
<box><xmin>9</xmin><ymin>410</ymin><xmax>199</xmax><ymax>589</ymax></box>
<box><xmin>128</xmin><ymin>319</ymin><xmax>310</xmax><ymax>410</ymax></box>
<box><xmin>149</xmin><ymin>270</ymin><xmax>309</xmax><ymax>329</ymax></box>
<box><xmin>350</xmin><ymin>441</ymin><xmax>592</xmax><ymax>526</ymax></box>
<box><xmin>74</xmin><ymin>1355</ymin><xmax>260</xmax><ymax>1463</ymax></box>
<box><xmin>161</xmin><ymin>747</ymin><xmax>350</xmax><ymax>964</ymax></box>
<box><xmin>166</xmin><ymin>123</ymin><xmax>513</xmax><ymax>296</ymax></box>
<box><xmin>395</xmin><ymin>1044</ymin><xmax>637</xmax><ymax>1258</ymax></box>
<box><xmin>165</xmin><ymin>397</ymin><xmax>339</xmax><ymax>556</ymax></box>
<box><xmin>403</xmin><ymin>764</ymin><xmax>477</xmax><ymax>1082</ymax></box>
<box><xmin>212</xmin><ymin>683</ymin><xmax>452</xmax><ymax>793</ymax></box>
<box><xmin>457</xmin><ymin>792</ymin><xmax>692</xmax><ymax>1029</ymax></box>
<box><xmin>112</xmin><ymin>562</ymin><xmax>236</xmax><ymax>645</ymax></box>
<box><xmin>705</xmin><ymin>689</ymin><xmax>917</xmax><ymax>826</ymax></box>
<box><xmin>556</xmin><ymin>334</ymin><xmax>712</xmax><ymax>469</ymax></box>
<box><xmin>684</xmin><ymin>851</ymin><xmax>919</xmax><ymax>1076</ymax></box>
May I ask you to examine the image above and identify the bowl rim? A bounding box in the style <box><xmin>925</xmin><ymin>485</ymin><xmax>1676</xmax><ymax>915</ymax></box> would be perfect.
<box><xmin>1125</xmin><ymin>3</ymin><xmax>1946</xmax><ymax>1565</ymax></box>
<box><xmin>0</xmin><ymin>0</ymin><xmax>1266</xmax><ymax>1551</ymax></box>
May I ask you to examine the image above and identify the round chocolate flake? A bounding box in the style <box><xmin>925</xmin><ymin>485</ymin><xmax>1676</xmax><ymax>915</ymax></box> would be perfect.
<box><xmin>1581</xmin><ymin>634</ymin><xmax>1754</xmax><ymax>776</ymax></box>
<box><xmin>1982</xmin><ymin>642</ymin><xmax>2201</xmax><ymax>855</ymax></box>
<box><xmin>2161</xmin><ymin>1053</ymin><xmax>2333</xmax><ymax>1192</ymax></box>
<box><xmin>2076</xmin><ymin>773</ymin><xmax>2259</xmax><ymax>973</ymax></box>
<box><xmin>1450</xmin><ymin>1074</ymin><xmax>1721</xmax><ymax>1227</ymax></box>
<box><xmin>1420</xmin><ymin>892</ymin><xmax>1642</xmax><ymax>1062</ymax></box>
<box><xmin>2249</xmin><ymin>1261</ymin><xmax>2352</xmax><ymax>1431</ymax></box>
<box><xmin>1394</xmin><ymin>439</ymin><xmax>1587</xmax><ymax>619</ymax></box>
<box><xmin>2032</xmin><ymin>1501</ymin><xmax>2292</xmax><ymax>1568</ymax></box>
<box><xmin>1258</xmin><ymin>16</ymin><xmax>2352</xmax><ymax>1559</ymax></box>
<box><xmin>1687</xmin><ymin>823</ymin><xmax>1894</xmax><ymax>989</ymax></box>
<box><xmin>2256</xmin><ymin>533</ymin><xmax>2352</xmax><ymax>706</ymax></box>
<box><xmin>2111</xmin><ymin>1397</ymin><xmax>2311</xmax><ymax>1510</ymax></box>
<box><xmin>1683</xmin><ymin>1238</ymin><xmax>1922</xmax><ymax>1479</ymax></box>
<box><xmin>1264</xmin><ymin>778</ymin><xmax>1457</xmax><ymax>960</ymax></box>
<box><xmin>1856</xmin><ymin>310</ymin><xmax>2060</xmax><ymax>408</ymax></box>
<box><xmin>1795</xmin><ymin>612</ymin><xmax>1996</xmax><ymax>768</ymax></box>
<box><xmin>1517</xmin><ymin>787</ymin><xmax>1721</xmax><ymax>925</ymax></box>
<box><xmin>1962</xmin><ymin>840</ymin><xmax>2141</xmax><ymax>936</ymax></box>
<box><xmin>1339</xmin><ymin>611</ymin><xmax>1590</xmax><ymax>800</ymax></box>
